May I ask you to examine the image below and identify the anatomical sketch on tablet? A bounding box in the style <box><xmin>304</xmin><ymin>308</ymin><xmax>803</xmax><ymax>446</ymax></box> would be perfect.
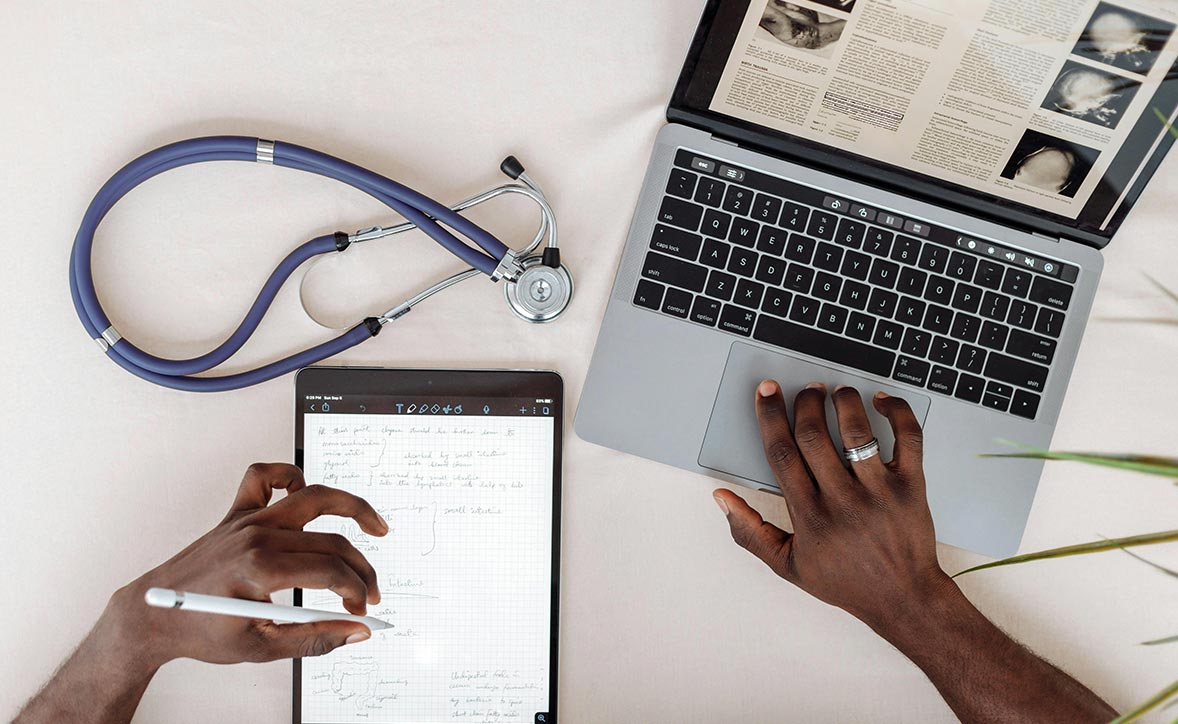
<box><xmin>300</xmin><ymin>413</ymin><xmax>555</xmax><ymax>724</ymax></box>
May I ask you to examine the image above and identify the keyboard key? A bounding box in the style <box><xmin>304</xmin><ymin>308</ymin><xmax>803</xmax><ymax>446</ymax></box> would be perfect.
<box><xmin>980</xmin><ymin>292</ymin><xmax>1010</xmax><ymax>322</ymax></box>
<box><xmin>893</xmin><ymin>356</ymin><xmax>931</xmax><ymax>386</ymax></box>
<box><xmin>927</xmin><ymin>365</ymin><xmax>958</xmax><ymax>395</ymax></box>
<box><xmin>719</xmin><ymin>165</ymin><xmax>746</xmax><ymax>183</ymax></box>
<box><xmin>662</xmin><ymin>287</ymin><xmax>692</xmax><ymax>318</ymax></box>
<box><xmin>901</xmin><ymin>328</ymin><xmax>931</xmax><ymax>357</ymax></box>
<box><xmin>755</xmin><ymin>255</ymin><xmax>786</xmax><ymax>286</ymax></box>
<box><xmin>978</xmin><ymin>321</ymin><xmax>1009</xmax><ymax>350</ymax></box>
<box><xmin>956</xmin><ymin>344</ymin><xmax>987</xmax><ymax>374</ymax></box>
<box><xmin>643</xmin><ymin>252</ymin><xmax>707</xmax><ymax>292</ymax></box>
<box><xmin>850</xmin><ymin>204</ymin><xmax>877</xmax><ymax>222</ymax></box>
<box><xmin>840</xmin><ymin>280</ymin><xmax>870</xmax><ymax>310</ymax></box>
<box><xmin>694</xmin><ymin>177</ymin><xmax>725</xmax><ymax>207</ymax></box>
<box><xmin>869</xmin><ymin>258</ymin><xmax>900</xmax><ymax>289</ymax></box>
<box><xmin>689</xmin><ymin>157</ymin><xmax>715</xmax><ymax>173</ymax></box>
<box><xmin>950</xmin><ymin>313</ymin><xmax>981</xmax><ymax>343</ymax></box>
<box><xmin>897</xmin><ymin>267</ymin><xmax>927</xmax><ymax>296</ymax></box>
<box><xmin>841</xmin><ymin>250</ymin><xmax>872</xmax><ymax>281</ymax></box>
<box><xmin>780</xmin><ymin>202</ymin><xmax>809</xmax><ymax>231</ymax></box>
<box><xmin>757</xmin><ymin>226</ymin><xmax>788</xmax><ymax>256</ymax></box>
<box><xmin>891</xmin><ymin>235</ymin><xmax>921</xmax><ymax>265</ymax></box>
<box><xmin>955</xmin><ymin>373</ymin><xmax>985</xmax><ymax>403</ymax></box>
<box><xmin>728</xmin><ymin>247</ymin><xmax>758</xmax><ymax>277</ymax></box>
<box><xmin>650</xmin><ymin>224</ymin><xmax>703</xmax><ymax>261</ymax></box>
<box><xmin>951</xmin><ymin>284</ymin><xmax>982</xmax><ymax>314</ymax></box>
<box><xmin>930</xmin><ymin>336</ymin><xmax>959</xmax><ymax>365</ymax></box>
<box><xmin>1034</xmin><ymin>308</ymin><xmax>1065</xmax><ymax>338</ymax></box>
<box><xmin>904</xmin><ymin>219</ymin><xmax>931</xmax><ymax>237</ymax></box>
<box><xmin>1001</xmin><ymin>268</ymin><xmax>1032</xmax><ymax>298</ymax></box>
<box><xmin>814</xmin><ymin>242</ymin><xmax>844</xmax><ymax>272</ymax></box>
<box><xmin>1010</xmin><ymin>389</ymin><xmax>1041</xmax><ymax>420</ymax></box>
<box><xmin>807</xmin><ymin>210</ymin><xmax>837</xmax><ymax>240</ymax></box>
<box><xmin>754</xmin><ymin>315</ymin><xmax>897</xmax><ymax>378</ymax></box>
<box><xmin>701</xmin><ymin>238</ymin><xmax>731</xmax><ymax>269</ymax></box>
<box><xmin>813</xmin><ymin>272</ymin><xmax>842</xmax><ymax>302</ymax></box>
<box><xmin>982</xmin><ymin>392</ymin><xmax>1010</xmax><ymax>412</ymax></box>
<box><xmin>785</xmin><ymin>264</ymin><xmax>815</xmax><ymax>293</ymax></box>
<box><xmin>923</xmin><ymin>305</ymin><xmax>953</xmax><ymax>334</ymax></box>
<box><xmin>730</xmin><ymin>217</ymin><xmax>759</xmax><ymax>247</ymax></box>
<box><xmin>947</xmin><ymin>252</ymin><xmax>977</xmax><ymax>281</ymax></box>
<box><xmin>896</xmin><ymin>296</ymin><xmax>926</xmax><ymax>326</ymax></box>
<box><xmin>752</xmin><ymin>194</ymin><xmax>783</xmax><ymax>225</ymax></box>
<box><xmin>1007</xmin><ymin>329</ymin><xmax>1056</xmax><ymax>365</ymax></box>
<box><xmin>818</xmin><ymin>303</ymin><xmax>849</xmax><ymax>334</ymax></box>
<box><xmin>633</xmin><ymin>279</ymin><xmax>664</xmax><ymax>310</ymax></box>
<box><xmin>786</xmin><ymin>234</ymin><xmax>816</xmax><ymax>264</ymax></box>
<box><xmin>690</xmin><ymin>296</ymin><xmax>721</xmax><ymax>326</ymax></box>
<box><xmin>735</xmin><ymin>278</ymin><xmax>765</xmax><ymax>309</ymax></box>
<box><xmin>873</xmin><ymin>320</ymin><xmax>903</xmax><ymax>350</ymax></box>
<box><xmin>789</xmin><ymin>295</ymin><xmax>820</xmax><ymax>325</ymax></box>
<box><xmin>761</xmin><ymin>288</ymin><xmax>792</xmax><ymax>317</ymax></box>
<box><xmin>658</xmin><ymin>197</ymin><xmax>703</xmax><ymax>231</ymax></box>
<box><xmin>722</xmin><ymin>186</ymin><xmax>753</xmax><ymax>215</ymax></box>
<box><xmin>925</xmin><ymin>277</ymin><xmax>954</xmax><ymax>305</ymax></box>
<box><xmin>666</xmin><ymin>169</ymin><xmax>697</xmax><ymax>199</ymax></box>
<box><xmin>984</xmin><ymin>353</ymin><xmax>1049</xmax><ymax>392</ymax></box>
<box><xmin>869</xmin><ymin>288</ymin><xmax>899</xmax><ymax>318</ymax></box>
<box><xmin>847</xmin><ymin>312</ymin><xmax>875</xmax><ymax>341</ymax></box>
<box><xmin>1029</xmin><ymin>276</ymin><xmax>1072</xmax><ymax>311</ymax></box>
<box><xmin>702</xmin><ymin>209</ymin><xmax>732</xmax><ymax>239</ymax></box>
<box><xmin>822</xmin><ymin>196</ymin><xmax>851</xmax><ymax>213</ymax></box>
<box><xmin>864</xmin><ymin>228</ymin><xmax>894</xmax><ymax>256</ymax></box>
<box><xmin>974</xmin><ymin>260</ymin><xmax>1004</xmax><ymax>290</ymax></box>
<box><xmin>835</xmin><ymin>218</ymin><xmax>866</xmax><ymax>248</ymax></box>
<box><xmin>1008</xmin><ymin>300</ymin><xmax>1036</xmax><ymax>329</ymax></box>
<box><xmin>919</xmin><ymin>244</ymin><xmax>950</xmax><ymax>274</ymax></box>
<box><xmin>719</xmin><ymin>304</ymin><xmax>757</xmax><ymax>336</ymax></box>
<box><xmin>986</xmin><ymin>380</ymin><xmax>1014</xmax><ymax>399</ymax></box>
<box><xmin>878</xmin><ymin>211</ymin><xmax>905</xmax><ymax>229</ymax></box>
<box><xmin>705</xmin><ymin>270</ymin><xmax>736</xmax><ymax>301</ymax></box>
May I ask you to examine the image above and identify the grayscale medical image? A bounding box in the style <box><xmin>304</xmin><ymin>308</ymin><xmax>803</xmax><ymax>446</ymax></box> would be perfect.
<box><xmin>1000</xmin><ymin>129</ymin><xmax>1100</xmax><ymax>198</ymax></box>
<box><xmin>1041</xmin><ymin>59</ymin><xmax>1142</xmax><ymax>129</ymax></box>
<box><xmin>810</xmin><ymin>0</ymin><xmax>856</xmax><ymax>12</ymax></box>
<box><xmin>1072</xmin><ymin>2</ymin><xmax>1176</xmax><ymax>75</ymax></box>
<box><xmin>759</xmin><ymin>1</ymin><xmax>847</xmax><ymax>52</ymax></box>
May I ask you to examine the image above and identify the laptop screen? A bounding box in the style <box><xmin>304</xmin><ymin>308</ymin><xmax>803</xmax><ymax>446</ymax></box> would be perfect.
<box><xmin>673</xmin><ymin>0</ymin><xmax>1178</xmax><ymax>243</ymax></box>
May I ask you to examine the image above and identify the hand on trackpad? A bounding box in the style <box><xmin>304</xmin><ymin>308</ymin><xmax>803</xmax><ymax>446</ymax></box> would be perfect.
<box><xmin>699</xmin><ymin>342</ymin><xmax>931</xmax><ymax>487</ymax></box>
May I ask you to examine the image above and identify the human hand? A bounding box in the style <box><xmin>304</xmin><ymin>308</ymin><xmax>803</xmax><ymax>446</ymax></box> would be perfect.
<box><xmin>713</xmin><ymin>381</ymin><xmax>954</xmax><ymax>632</ymax></box>
<box><xmin>103</xmin><ymin>463</ymin><xmax>388</xmax><ymax>667</ymax></box>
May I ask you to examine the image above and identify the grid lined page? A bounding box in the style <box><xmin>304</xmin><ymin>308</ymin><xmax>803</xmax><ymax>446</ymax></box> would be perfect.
<box><xmin>301</xmin><ymin>413</ymin><xmax>554</xmax><ymax>723</ymax></box>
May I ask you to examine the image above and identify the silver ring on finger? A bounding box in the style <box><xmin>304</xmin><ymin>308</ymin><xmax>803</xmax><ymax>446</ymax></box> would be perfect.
<box><xmin>843</xmin><ymin>438</ymin><xmax>880</xmax><ymax>463</ymax></box>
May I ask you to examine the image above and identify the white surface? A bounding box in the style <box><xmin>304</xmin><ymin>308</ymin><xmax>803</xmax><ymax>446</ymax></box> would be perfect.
<box><xmin>0</xmin><ymin>2</ymin><xmax>1175</xmax><ymax>722</ymax></box>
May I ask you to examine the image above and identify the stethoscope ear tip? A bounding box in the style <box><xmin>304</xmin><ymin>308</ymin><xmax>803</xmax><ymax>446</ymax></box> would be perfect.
<box><xmin>505</xmin><ymin>256</ymin><xmax>573</xmax><ymax>324</ymax></box>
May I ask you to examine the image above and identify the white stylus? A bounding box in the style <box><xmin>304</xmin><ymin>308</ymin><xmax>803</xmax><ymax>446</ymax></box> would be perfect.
<box><xmin>144</xmin><ymin>588</ymin><xmax>393</xmax><ymax>631</ymax></box>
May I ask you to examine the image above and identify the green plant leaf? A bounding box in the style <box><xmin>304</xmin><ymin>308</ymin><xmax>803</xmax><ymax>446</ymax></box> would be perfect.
<box><xmin>1109</xmin><ymin>677</ymin><xmax>1178</xmax><ymax>723</ymax></box>
<box><xmin>983</xmin><ymin>441</ymin><xmax>1178</xmax><ymax>479</ymax></box>
<box><xmin>1154</xmin><ymin>106</ymin><xmax>1178</xmax><ymax>139</ymax></box>
<box><xmin>1118</xmin><ymin>545</ymin><xmax>1178</xmax><ymax>580</ymax></box>
<box><xmin>1144</xmin><ymin>273</ymin><xmax>1178</xmax><ymax>308</ymax></box>
<box><xmin>952</xmin><ymin>530</ymin><xmax>1178</xmax><ymax>577</ymax></box>
<box><xmin>1142</xmin><ymin>633</ymin><xmax>1178</xmax><ymax>646</ymax></box>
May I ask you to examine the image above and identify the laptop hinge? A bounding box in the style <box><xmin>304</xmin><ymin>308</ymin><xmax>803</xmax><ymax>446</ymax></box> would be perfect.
<box><xmin>711</xmin><ymin>135</ymin><xmax>740</xmax><ymax>147</ymax></box>
<box><xmin>1031</xmin><ymin>232</ymin><xmax>1064</xmax><ymax>244</ymax></box>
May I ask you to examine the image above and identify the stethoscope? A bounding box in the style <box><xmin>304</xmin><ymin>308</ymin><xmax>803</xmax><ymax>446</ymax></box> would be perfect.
<box><xmin>70</xmin><ymin>136</ymin><xmax>573</xmax><ymax>392</ymax></box>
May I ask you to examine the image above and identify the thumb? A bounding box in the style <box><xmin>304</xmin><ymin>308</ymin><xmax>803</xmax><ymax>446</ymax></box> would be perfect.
<box><xmin>256</xmin><ymin>620</ymin><xmax>372</xmax><ymax>661</ymax></box>
<box><xmin>713</xmin><ymin>489</ymin><xmax>795</xmax><ymax>580</ymax></box>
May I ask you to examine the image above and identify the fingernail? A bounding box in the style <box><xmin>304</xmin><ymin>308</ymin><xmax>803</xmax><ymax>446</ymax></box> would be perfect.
<box><xmin>713</xmin><ymin>493</ymin><xmax>730</xmax><ymax>515</ymax></box>
<box><xmin>804</xmin><ymin>382</ymin><xmax>826</xmax><ymax>391</ymax></box>
<box><xmin>875</xmin><ymin>391</ymin><xmax>890</xmax><ymax>399</ymax></box>
<box><xmin>757</xmin><ymin>380</ymin><xmax>779</xmax><ymax>398</ymax></box>
<box><xmin>378</xmin><ymin>516</ymin><xmax>390</xmax><ymax>534</ymax></box>
<box><xmin>833</xmin><ymin>384</ymin><xmax>848</xmax><ymax>393</ymax></box>
<box><xmin>345</xmin><ymin>631</ymin><xmax>370</xmax><ymax>645</ymax></box>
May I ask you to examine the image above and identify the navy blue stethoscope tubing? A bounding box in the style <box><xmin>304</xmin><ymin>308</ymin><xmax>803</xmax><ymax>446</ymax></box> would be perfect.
<box><xmin>70</xmin><ymin>136</ymin><xmax>511</xmax><ymax>392</ymax></box>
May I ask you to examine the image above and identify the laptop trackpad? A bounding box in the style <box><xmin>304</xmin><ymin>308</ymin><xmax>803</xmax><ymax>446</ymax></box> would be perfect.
<box><xmin>699</xmin><ymin>342</ymin><xmax>931</xmax><ymax>487</ymax></box>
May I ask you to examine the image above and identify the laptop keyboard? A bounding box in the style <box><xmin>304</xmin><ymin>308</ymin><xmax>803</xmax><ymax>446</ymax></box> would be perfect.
<box><xmin>633</xmin><ymin>149</ymin><xmax>1080</xmax><ymax>422</ymax></box>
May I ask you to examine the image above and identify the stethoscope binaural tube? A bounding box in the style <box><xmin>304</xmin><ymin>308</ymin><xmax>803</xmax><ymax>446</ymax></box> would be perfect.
<box><xmin>70</xmin><ymin>136</ymin><xmax>556</xmax><ymax>393</ymax></box>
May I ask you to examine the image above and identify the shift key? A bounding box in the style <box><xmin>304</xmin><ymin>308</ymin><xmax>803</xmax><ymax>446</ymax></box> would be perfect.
<box><xmin>641</xmin><ymin>251</ymin><xmax>708</xmax><ymax>293</ymax></box>
<box><xmin>984</xmin><ymin>352</ymin><xmax>1049</xmax><ymax>392</ymax></box>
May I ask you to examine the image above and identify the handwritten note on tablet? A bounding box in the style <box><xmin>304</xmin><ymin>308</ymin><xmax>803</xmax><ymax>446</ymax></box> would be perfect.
<box><xmin>300</xmin><ymin>413</ymin><xmax>555</xmax><ymax>723</ymax></box>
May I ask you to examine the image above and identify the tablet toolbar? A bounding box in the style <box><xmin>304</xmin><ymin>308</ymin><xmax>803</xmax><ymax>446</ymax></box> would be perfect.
<box><xmin>302</xmin><ymin>396</ymin><xmax>554</xmax><ymax>416</ymax></box>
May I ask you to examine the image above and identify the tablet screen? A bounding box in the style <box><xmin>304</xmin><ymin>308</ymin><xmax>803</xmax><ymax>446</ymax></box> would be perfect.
<box><xmin>294</xmin><ymin>369</ymin><xmax>560</xmax><ymax>724</ymax></box>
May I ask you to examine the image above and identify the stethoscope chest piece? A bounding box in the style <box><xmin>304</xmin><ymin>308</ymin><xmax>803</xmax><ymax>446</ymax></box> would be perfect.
<box><xmin>504</xmin><ymin>256</ymin><xmax>574</xmax><ymax>324</ymax></box>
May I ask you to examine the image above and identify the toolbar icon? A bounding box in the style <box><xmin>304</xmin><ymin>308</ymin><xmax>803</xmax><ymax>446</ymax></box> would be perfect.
<box><xmin>395</xmin><ymin>403</ymin><xmax>404</xmax><ymax>414</ymax></box>
<box><xmin>454</xmin><ymin>405</ymin><xmax>463</xmax><ymax>414</ymax></box>
<box><xmin>542</xmin><ymin>406</ymin><xmax>550</xmax><ymax>415</ymax></box>
<box><xmin>430</xmin><ymin>404</ymin><xmax>441</xmax><ymax>413</ymax></box>
<box><xmin>407</xmin><ymin>404</ymin><xmax>417</xmax><ymax>413</ymax></box>
<box><xmin>322</xmin><ymin>403</ymin><xmax>330</xmax><ymax>412</ymax></box>
<box><xmin>483</xmin><ymin>405</ymin><xmax>490</xmax><ymax>414</ymax></box>
<box><xmin>442</xmin><ymin>405</ymin><xmax>452</xmax><ymax>414</ymax></box>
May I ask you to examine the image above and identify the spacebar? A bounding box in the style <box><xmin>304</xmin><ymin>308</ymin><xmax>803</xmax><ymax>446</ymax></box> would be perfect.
<box><xmin>753</xmin><ymin>316</ymin><xmax>896</xmax><ymax>378</ymax></box>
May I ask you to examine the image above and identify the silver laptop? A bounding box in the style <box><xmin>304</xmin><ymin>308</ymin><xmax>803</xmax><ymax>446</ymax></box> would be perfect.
<box><xmin>576</xmin><ymin>0</ymin><xmax>1178</xmax><ymax>557</ymax></box>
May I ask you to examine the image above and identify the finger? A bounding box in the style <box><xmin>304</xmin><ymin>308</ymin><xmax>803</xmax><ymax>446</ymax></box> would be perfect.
<box><xmin>713</xmin><ymin>489</ymin><xmax>795</xmax><ymax>580</ymax></box>
<box><xmin>872</xmin><ymin>392</ymin><xmax>925</xmax><ymax>484</ymax></box>
<box><xmin>228</xmin><ymin>463</ymin><xmax>307</xmax><ymax>515</ymax></box>
<box><xmin>258</xmin><ymin>528</ymin><xmax>381</xmax><ymax>605</ymax></box>
<box><xmin>251</xmin><ymin>552</ymin><xmax>370</xmax><ymax>615</ymax></box>
<box><xmin>831</xmin><ymin>385</ymin><xmax>888</xmax><ymax>484</ymax></box>
<box><xmin>791</xmin><ymin>384</ymin><xmax>852</xmax><ymax>492</ymax></box>
<box><xmin>754</xmin><ymin>380</ymin><xmax>817</xmax><ymax>517</ymax></box>
<box><xmin>251</xmin><ymin>484</ymin><xmax>389</xmax><ymax>537</ymax></box>
<box><xmin>251</xmin><ymin>620</ymin><xmax>371</xmax><ymax>661</ymax></box>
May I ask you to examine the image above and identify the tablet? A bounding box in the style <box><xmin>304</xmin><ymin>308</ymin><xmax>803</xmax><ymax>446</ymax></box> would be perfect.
<box><xmin>293</xmin><ymin>368</ymin><xmax>562</xmax><ymax>724</ymax></box>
